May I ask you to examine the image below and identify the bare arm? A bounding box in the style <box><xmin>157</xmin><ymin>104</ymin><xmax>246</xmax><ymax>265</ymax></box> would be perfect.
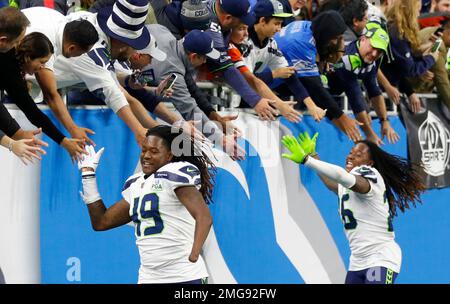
<box><xmin>86</xmin><ymin>198</ymin><xmax>132</xmax><ymax>231</ymax></box>
<box><xmin>350</xmin><ymin>176</ymin><xmax>371</xmax><ymax>194</ymax></box>
<box><xmin>242</xmin><ymin>70</ymin><xmax>301</xmax><ymax>122</ymax></box>
<box><xmin>242</xmin><ymin>70</ymin><xmax>281</xmax><ymax>102</ymax></box>
<box><xmin>36</xmin><ymin>69</ymin><xmax>96</xmax><ymax>145</ymax></box>
<box><xmin>355</xmin><ymin>111</ymin><xmax>382</xmax><ymax>146</ymax></box>
<box><xmin>153</xmin><ymin>102</ymin><xmax>182</xmax><ymax>125</ymax></box>
<box><xmin>331</xmin><ymin>114</ymin><xmax>363</xmax><ymax>142</ymax></box>
<box><xmin>175</xmin><ymin>186</ymin><xmax>212</xmax><ymax>263</ymax></box>
<box><xmin>120</xmin><ymin>86</ymin><xmax>159</xmax><ymax>130</ymax></box>
<box><xmin>79</xmin><ymin>148</ymin><xmax>131</xmax><ymax>231</ymax></box>
<box><xmin>371</xmin><ymin>94</ymin><xmax>388</xmax><ymax>121</ymax></box>
<box><xmin>371</xmin><ymin>95</ymin><xmax>400</xmax><ymax>144</ymax></box>
<box><xmin>377</xmin><ymin>69</ymin><xmax>401</xmax><ymax>104</ymax></box>
<box><xmin>36</xmin><ymin>69</ymin><xmax>77</xmax><ymax>132</ymax></box>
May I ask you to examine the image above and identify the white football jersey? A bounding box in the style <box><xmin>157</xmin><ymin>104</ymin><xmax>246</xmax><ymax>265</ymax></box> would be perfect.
<box><xmin>121</xmin><ymin>161</ymin><xmax>208</xmax><ymax>283</ymax></box>
<box><xmin>338</xmin><ymin>165</ymin><xmax>402</xmax><ymax>273</ymax></box>
<box><xmin>241</xmin><ymin>36</ymin><xmax>289</xmax><ymax>74</ymax></box>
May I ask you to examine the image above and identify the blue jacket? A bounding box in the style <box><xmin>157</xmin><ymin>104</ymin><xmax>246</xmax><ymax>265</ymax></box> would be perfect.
<box><xmin>381</xmin><ymin>25</ymin><xmax>435</xmax><ymax>94</ymax></box>
<box><xmin>327</xmin><ymin>40</ymin><xmax>382</xmax><ymax>114</ymax></box>
<box><xmin>275</xmin><ymin>21</ymin><xmax>319</xmax><ymax>78</ymax></box>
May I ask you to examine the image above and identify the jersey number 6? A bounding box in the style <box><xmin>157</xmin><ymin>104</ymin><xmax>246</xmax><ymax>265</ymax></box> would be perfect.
<box><xmin>340</xmin><ymin>194</ymin><xmax>357</xmax><ymax>230</ymax></box>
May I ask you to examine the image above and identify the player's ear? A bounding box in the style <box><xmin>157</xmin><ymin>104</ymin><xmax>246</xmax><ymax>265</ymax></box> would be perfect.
<box><xmin>167</xmin><ymin>151</ymin><xmax>174</xmax><ymax>162</ymax></box>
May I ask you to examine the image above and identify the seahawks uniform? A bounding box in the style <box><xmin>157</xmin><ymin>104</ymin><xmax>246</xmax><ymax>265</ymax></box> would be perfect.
<box><xmin>327</xmin><ymin>40</ymin><xmax>382</xmax><ymax>115</ymax></box>
<box><xmin>241</xmin><ymin>27</ymin><xmax>289</xmax><ymax>74</ymax></box>
<box><xmin>121</xmin><ymin>161</ymin><xmax>208</xmax><ymax>284</ymax></box>
<box><xmin>338</xmin><ymin>165</ymin><xmax>402</xmax><ymax>274</ymax></box>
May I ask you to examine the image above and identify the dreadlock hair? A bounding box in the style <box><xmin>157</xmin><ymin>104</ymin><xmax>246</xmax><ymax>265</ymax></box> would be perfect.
<box><xmin>358</xmin><ymin>140</ymin><xmax>426</xmax><ymax>216</ymax></box>
<box><xmin>146</xmin><ymin>125</ymin><xmax>216</xmax><ymax>204</ymax></box>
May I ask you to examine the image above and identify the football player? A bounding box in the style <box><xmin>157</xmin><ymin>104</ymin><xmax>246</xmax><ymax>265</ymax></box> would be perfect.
<box><xmin>281</xmin><ymin>131</ymin><xmax>426</xmax><ymax>284</ymax></box>
<box><xmin>77</xmin><ymin>125</ymin><xmax>216</xmax><ymax>284</ymax></box>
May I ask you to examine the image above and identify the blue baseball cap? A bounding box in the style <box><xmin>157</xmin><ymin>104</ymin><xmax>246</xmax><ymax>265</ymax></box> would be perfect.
<box><xmin>219</xmin><ymin>0</ymin><xmax>256</xmax><ymax>26</ymax></box>
<box><xmin>253</xmin><ymin>0</ymin><xmax>294</xmax><ymax>18</ymax></box>
<box><xmin>183</xmin><ymin>30</ymin><xmax>221</xmax><ymax>59</ymax></box>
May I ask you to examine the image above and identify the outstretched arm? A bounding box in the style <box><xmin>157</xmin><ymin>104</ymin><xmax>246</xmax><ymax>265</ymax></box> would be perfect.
<box><xmin>79</xmin><ymin>146</ymin><xmax>131</xmax><ymax>231</ymax></box>
<box><xmin>175</xmin><ymin>186</ymin><xmax>212</xmax><ymax>263</ymax></box>
<box><xmin>309</xmin><ymin>154</ymin><xmax>339</xmax><ymax>194</ymax></box>
<box><xmin>282</xmin><ymin>133</ymin><xmax>371</xmax><ymax>194</ymax></box>
<box><xmin>0</xmin><ymin>131</ymin><xmax>46</xmax><ymax>165</ymax></box>
<box><xmin>303</xmin><ymin>156</ymin><xmax>371</xmax><ymax>194</ymax></box>
<box><xmin>36</xmin><ymin>69</ymin><xmax>96</xmax><ymax>146</ymax></box>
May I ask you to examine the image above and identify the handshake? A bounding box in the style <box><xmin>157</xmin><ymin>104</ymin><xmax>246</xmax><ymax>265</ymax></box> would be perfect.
<box><xmin>281</xmin><ymin>132</ymin><xmax>319</xmax><ymax>164</ymax></box>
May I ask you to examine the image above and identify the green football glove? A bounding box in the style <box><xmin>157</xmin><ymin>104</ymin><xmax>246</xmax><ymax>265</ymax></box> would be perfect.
<box><xmin>281</xmin><ymin>135</ymin><xmax>307</xmax><ymax>164</ymax></box>
<box><xmin>297</xmin><ymin>132</ymin><xmax>318</xmax><ymax>156</ymax></box>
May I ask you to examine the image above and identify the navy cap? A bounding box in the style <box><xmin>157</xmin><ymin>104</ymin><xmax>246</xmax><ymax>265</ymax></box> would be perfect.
<box><xmin>253</xmin><ymin>0</ymin><xmax>294</xmax><ymax>18</ymax></box>
<box><xmin>183</xmin><ymin>30</ymin><xmax>221</xmax><ymax>59</ymax></box>
<box><xmin>219</xmin><ymin>0</ymin><xmax>256</xmax><ymax>26</ymax></box>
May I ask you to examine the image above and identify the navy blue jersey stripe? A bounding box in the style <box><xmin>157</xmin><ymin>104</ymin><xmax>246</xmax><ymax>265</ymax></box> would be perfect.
<box><xmin>122</xmin><ymin>176</ymin><xmax>140</xmax><ymax>192</ymax></box>
<box><xmin>155</xmin><ymin>171</ymin><xmax>189</xmax><ymax>184</ymax></box>
<box><xmin>87</xmin><ymin>49</ymin><xmax>104</xmax><ymax>67</ymax></box>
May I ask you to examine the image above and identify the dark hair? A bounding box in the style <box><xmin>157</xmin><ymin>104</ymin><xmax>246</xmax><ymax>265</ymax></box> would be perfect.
<box><xmin>340</xmin><ymin>0</ymin><xmax>369</xmax><ymax>27</ymax></box>
<box><xmin>0</xmin><ymin>7</ymin><xmax>30</xmax><ymax>41</ymax></box>
<box><xmin>63</xmin><ymin>20</ymin><xmax>99</xmax><ymax>50</ymax></box>
<box><xmin>16</xmin><ymin>32</ymin><xmax>54</xmax><ymax>69</ymax></box>
<box><xmin>311</xmin><ymin>10</ymin><xmax>347</xmax><ymax>60</ymax></box>
<box><xmin>318</xmin><ymin>0</ymin><xmax>349</xmax><ymax>13</ymax></box>
<box><xmin>358</xmin><ymin>140</ymin><xmax>426</xmax><ymax>216</ymax></box>
<box><xmin>255</xmin><ymin>16</ymin><xmax>283</xmax><ymax>25</ymax></box>
<box><xmin>146</xmin><ymin>125</ymin><xmax>216</xmax><ymax>204</ymax></box>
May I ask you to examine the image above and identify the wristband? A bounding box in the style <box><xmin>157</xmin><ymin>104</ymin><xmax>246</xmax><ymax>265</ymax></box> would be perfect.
<box><xmin>81</xmin><ymin>172</ymin><xmax>101</xmax><ymax>205</ymax></box>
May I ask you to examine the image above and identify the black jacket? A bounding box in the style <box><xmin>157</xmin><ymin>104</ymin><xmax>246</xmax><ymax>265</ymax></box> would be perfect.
<box><xmin>0</xmin><ymin>49</ymin><xmax>65</xmax><ymax>144</ymax></box>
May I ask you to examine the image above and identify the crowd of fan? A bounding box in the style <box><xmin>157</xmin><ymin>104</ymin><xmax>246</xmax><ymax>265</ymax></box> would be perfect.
<box><xmin>0</xmin><ymin>0</ymin><xmax>449</xmax><ymax>164</ymax></box>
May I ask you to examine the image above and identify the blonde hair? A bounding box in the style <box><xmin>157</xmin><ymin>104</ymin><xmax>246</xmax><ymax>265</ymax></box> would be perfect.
<box><xmin>386</xmin><ymin>0</ymin><xmax>421</xmax><ymax>51</ymax></box>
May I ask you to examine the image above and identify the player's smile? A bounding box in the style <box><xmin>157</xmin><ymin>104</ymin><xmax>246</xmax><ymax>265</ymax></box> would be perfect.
<box><xmin>140</xmin><ymin>136</ymin><xmax>173</xmax><ymax>175</ymax></box>
<box><xmin>345</xmin><ymin>143</ymin><xmax>373</xmax><ymax>172</ymax></box>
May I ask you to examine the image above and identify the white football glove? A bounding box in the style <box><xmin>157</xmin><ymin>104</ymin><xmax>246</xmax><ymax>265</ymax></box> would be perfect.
<box><xmin>77</xmin><ymin>145</ymin><xmax>105</xmax><ymax>172</ymax></box>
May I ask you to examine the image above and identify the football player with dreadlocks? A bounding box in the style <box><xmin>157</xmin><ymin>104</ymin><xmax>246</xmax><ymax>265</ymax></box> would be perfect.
<box><xmin>281</xmin><ymin>132</ymin><xmax>426</xmax><ymax>284</ymax></box>
<box><xmin>77</xmin><ymin>125</ymin><xmax>216</xmax><ymax>284</ymax></box>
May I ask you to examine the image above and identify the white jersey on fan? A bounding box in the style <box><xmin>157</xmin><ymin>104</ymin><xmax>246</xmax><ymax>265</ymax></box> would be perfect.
<box><xmin>338</xmin><ymin>165</ymin><xmax>402</xmax><ymax>273</ymax></box>
<box><xmin>241</xmin><ymin>34</ymin><xmax>289</xmax><ymax>74</ymax></box>
<box><xmin>121</xmin><ymin>161</ymin><xmax>208</xmax><ymax>284</ymax></box>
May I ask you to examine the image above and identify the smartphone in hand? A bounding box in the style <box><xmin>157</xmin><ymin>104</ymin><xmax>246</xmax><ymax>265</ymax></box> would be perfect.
<box><xmin>431</xmin><ymin>38</ymin><xmax>442</xmax><ymax>52</ymax></box>
<box><xmin>156</xmin><ymin>73</ymin><xmax>178</xmax><ymax>96</ymax></box>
